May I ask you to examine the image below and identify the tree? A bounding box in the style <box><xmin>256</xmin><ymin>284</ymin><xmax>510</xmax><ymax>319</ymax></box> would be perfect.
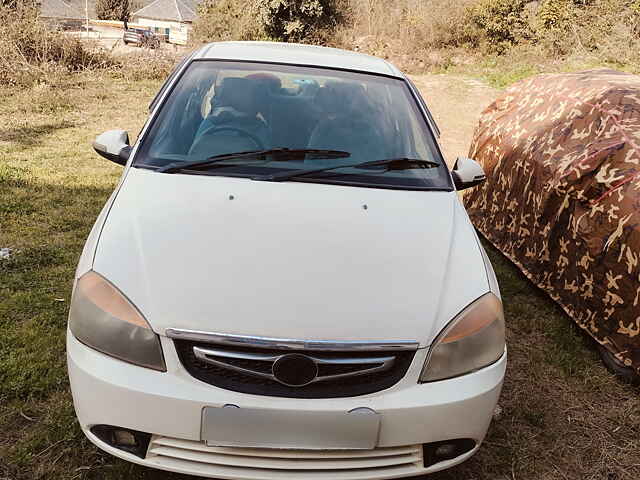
<box><xmin>2</xmin><ymin>0</ymin><xmax>38</xmax><ymax>8</ymax></box>
<box><xmin>191</xmin><ymin>0</ymin><xmax>264</xmax><ymax>44</ymax></box>
<box><xmin>95</xmin><ymin>0</ymin><xmax>130</xmax><ymax>21</ymax></box>
<box><xmin>257</xmin><ymin>0</ymin><xmax>343</xmax><ymax>42</ymax></box>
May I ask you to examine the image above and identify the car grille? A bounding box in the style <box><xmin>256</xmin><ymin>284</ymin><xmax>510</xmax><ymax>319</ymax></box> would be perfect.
<box><xmin>146</xmin><ymin>436</ymin><xmax>423</xmax><ymax>479</ymax></box>
<box><xmin>172</xmin><ymin>340</ymin><xmax>416</xmax><ymax>398</ymax></box>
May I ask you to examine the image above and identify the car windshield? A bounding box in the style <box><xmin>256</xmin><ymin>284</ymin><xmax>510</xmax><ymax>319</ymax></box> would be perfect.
<box><xmin>134</xmin><ymin>60</ymin><xmax>452</xmax><ymax>190</ymax></box>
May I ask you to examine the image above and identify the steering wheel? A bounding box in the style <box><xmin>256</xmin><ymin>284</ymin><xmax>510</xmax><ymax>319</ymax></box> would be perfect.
<box><xmin>193</xmin><ymin>125</ymin><xmax>265</xmax><ymax>153</ymax></box>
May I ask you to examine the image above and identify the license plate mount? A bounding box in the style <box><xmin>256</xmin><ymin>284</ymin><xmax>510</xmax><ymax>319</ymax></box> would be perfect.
<box><xmin>201</xmin><ymin>407</ymin><xmax>380</xmax><ymax>450</ymax></box>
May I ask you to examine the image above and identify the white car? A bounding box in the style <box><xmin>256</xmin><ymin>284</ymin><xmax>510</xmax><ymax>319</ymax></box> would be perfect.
<box><xmin>67</xmin><ymin>41</ymin><xmax>506</xmax><ymax>479</ymax></box>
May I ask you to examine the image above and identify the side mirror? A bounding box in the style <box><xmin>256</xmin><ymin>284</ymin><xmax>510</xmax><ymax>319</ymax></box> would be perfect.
<box><xmin>93</xmin><ymin>130</ymin><xmax>132</xmax><ymax>166</ymax></box>
<box><xmin>452</xmin><ymin>157</ymin><xmax>486</xmax><ymax>190</ymax></box>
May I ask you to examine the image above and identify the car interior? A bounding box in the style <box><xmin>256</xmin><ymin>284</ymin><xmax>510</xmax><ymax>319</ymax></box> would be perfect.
<box><xmin>190</xmin><ymin>74</ymin><xmax>393</xmax><ymax>164</ymax></box>
<box><xmin>149</xmin><ymin>70</ymin><xmax>421</xmax><ymax>168</ymax></box>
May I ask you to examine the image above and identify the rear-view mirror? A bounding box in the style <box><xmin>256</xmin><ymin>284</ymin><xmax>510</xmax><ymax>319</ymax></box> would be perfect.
<box><xmin>452</xmin><ymin>157</ymin><xmax>486</xmax><ymax>190</ymax></box>
<box><xmin>93</xmin><ymin>130</ymin><xmax>132</xmax><ymax>166</ymax></box>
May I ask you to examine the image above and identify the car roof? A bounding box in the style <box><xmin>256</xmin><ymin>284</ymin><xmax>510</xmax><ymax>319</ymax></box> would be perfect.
<box><xmin>194</xmin><ymin>41</ymin><xmax>404</xmax><ymax>78</ymax></box>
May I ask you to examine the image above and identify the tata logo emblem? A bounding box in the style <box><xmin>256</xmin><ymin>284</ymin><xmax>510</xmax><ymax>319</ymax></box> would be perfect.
<box><xmin>272</xmin><ymin>353</ymin><xmax>318</xmax><ymax>387</ymax></box>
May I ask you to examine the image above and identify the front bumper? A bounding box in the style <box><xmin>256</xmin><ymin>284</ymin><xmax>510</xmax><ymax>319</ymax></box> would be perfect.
<box><xmin>67</xmin><ymin>332</ymin><xmax>506</xmax><ymax>479</ymax></box>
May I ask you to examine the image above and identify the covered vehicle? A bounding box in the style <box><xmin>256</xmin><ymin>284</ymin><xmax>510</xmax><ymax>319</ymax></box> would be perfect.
<box><xmin>465</xmin><ymin>69</ymin><xmax>640</xmax><ymax>380</ymax></box>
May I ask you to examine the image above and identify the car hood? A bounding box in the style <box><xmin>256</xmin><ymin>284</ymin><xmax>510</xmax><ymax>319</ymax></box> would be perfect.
<box><xmin>93</xmin><ymin>168</ymin><xmax>489</xmax><ymax>347</ymax></box>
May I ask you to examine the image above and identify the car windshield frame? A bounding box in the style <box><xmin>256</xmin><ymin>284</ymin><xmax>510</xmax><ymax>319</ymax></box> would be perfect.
<box><xmin>133</xmin><ymin>59</ymin><xmax>454</xmax><ymax>192</ymax></box>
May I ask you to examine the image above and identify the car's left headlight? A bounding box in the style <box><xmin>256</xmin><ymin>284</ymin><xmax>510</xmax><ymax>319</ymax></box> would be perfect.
<box><xmin>69</xmin><ymin>271</ymin><xmax>166</xmax><ymax>371</ymax></box>
<box><xmin>420</xmin><ymin>293</ymin><xmax>505</xmax><ymax>382</ymax></box>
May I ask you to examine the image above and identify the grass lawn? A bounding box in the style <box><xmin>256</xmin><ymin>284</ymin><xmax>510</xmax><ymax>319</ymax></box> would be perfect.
<box><xmin>0</xmin><ymin>72</ymin><xmax>638</xmax><ymax>480</ymax></box>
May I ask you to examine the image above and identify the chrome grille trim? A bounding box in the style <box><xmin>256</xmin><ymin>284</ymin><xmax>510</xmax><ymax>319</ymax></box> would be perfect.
<box><xmin>145</xmin><ymin>436</ymin><xmax>424</xmax><ymax>479</ymax></box>
<box><xmin>193</xmin><ymin>346</ymin><xmax>396</xmax><ymax>385</ymax></box>
<box><xmin>166</xmin><ymin>329</ymin><xmax>420</xmax><ymax>352</ymax></box>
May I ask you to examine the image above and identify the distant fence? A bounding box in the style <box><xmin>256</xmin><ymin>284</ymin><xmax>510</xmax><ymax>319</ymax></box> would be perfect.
<box><xmin>89</xmin><ymin>19</ymin><xmax>147</xmax><ymax>30</ymax></box>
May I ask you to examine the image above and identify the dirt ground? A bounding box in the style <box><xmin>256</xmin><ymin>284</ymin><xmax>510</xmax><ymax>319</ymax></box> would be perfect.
<box><xmin>410</xmin><ymin>74</ymin><xmax>499</xmax><ymax>165</ymax></box>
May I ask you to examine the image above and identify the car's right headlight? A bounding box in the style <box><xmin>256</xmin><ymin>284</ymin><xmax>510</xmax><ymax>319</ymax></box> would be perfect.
<box><xmin>420</xmin><ymin>293</ymin><xmax>505</xmax><ymax>382</ymax></box>
<box><xmin>69</xmin><ymin>271</ymin><xmax>166</xmax><ymax>371</ymax></box>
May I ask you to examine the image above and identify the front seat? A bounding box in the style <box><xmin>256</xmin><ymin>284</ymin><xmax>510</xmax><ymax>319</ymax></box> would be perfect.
<box><xmin>306</xmin><ymin>82</ymin><xmax>387</xmax><ymax>166</ymax></box>
<box><xmin>189</xmin><ymin>77</ymin><xmax>269</xmax><ymax>158</ymax></box>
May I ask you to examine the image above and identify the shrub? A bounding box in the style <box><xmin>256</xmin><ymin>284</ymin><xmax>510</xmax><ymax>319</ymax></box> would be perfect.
<box><xmin>192</xmin><ymin>0</ymin><xmax>345</xmax><ymax>44</ymax></box>
<box><xmin>536</xmin><ymin>0</ymin><xmax>576</xmax><ymax>30</ymax></box>
<box><xmin>1</xmin><ymin>0</ymin><xmax>36</xmax><ymax>7</ymax></box>
<box><xmin>339</xmin><ymin>0</ymin><xmax>474</xmax><ymax>49</ymax></box>
<box><xmin>116</xmin><ymin>50</ymin><xmax>178</xmax><ymax>81</ymax></box>
<box><xmin>257</xmin><ymin>0</ymin><xmax>344</xmax><ymax>42</ymax></box>
<box><xmin>191</xmin><ymin>0</ymin><xmax>265</xmax><ymax>44</ymax></box>
<box><xmin>465</xmin><ymin>0</ymin><xmax>529</xmax><ymax>53</ymax></box>
<box><xmin>0</xmin><ymin>6</ymin><xmax>113</xmax><ymax>86</ymax></box>
<box><xmin>330</xmin><ymin>0</ymin><xmax>477</xmax><ymax>72</ymax></box>
<box><xmin>95</xmin><ymin>0</ymin><xmax>129</xmax><ymax>21</ymax></box>
<box><xmin>527</xmin><ymin>0</ymin><xmax>640</xmax><ymax>58</ymax></box>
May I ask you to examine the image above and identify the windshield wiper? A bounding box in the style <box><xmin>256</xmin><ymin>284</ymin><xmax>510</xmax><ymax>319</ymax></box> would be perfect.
<box><xmin>157</xmin><ymin>148</ymin><xmax>351</xmax><ymax>174</ymax></box>
<box><xmin>252</xmin><ymin>157</ymin><xmax>441</xmax><ymax>182</ymax></box>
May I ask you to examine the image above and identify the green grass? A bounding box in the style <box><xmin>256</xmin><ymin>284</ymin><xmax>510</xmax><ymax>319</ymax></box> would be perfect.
<box><xmin>0</xmin><ymin>72</ymin><xmax>166</xmax><ymax>479</ymax></box>
<box><xmin>444</xmin><ymin>50</ymin><xmax>640</xmax><ymax>89</ymax></box>
<box><xmin>0</xmin><ymin>69</ymin><xmax>639</xmax><ymax>480</ymax></box>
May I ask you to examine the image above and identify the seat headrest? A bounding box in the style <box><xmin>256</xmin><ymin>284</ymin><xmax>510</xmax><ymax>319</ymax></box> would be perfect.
<box><xmin>313</xmin><ymin>81</ymin><xmax>370</xmax><ymax>116</ymax></box>
<box><xmin>214</xmin><ymin>77</ymin><xmax>258</xmax><ymax>116</ymax></box>
<box><xmin>245</xmin><ymin>73</ymin><xmax>282</xmax><ymax>93</ymax></box>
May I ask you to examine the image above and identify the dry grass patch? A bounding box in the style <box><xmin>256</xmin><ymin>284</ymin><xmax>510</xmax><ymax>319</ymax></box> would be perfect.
<box><xmin>0</xmin><ymin>71</ymin><xmax>159</xmax><ymax>479</ymax></box>
<box><xmin>428</xmin><ymin>242</ymin><xmax>640</xmax><ymax>480</ymax></box>
<box><xmin>0</xmin><ymin>5</ymin><xmax>178</xmax><ymax>88</ymax></box>
<box><xmin>332</xmin><ymin>0</ymin><xmax>640</xmax><ymax>85</ymax></box>
<box><xmin>0</xmin><ymin>69</ymin><xmax>638</xmax><ymax>480</ymax></box>
<box><xmin>0</xmin><ymin>6</ymin><xmax>114</xmax><ymax>87</ymax></box>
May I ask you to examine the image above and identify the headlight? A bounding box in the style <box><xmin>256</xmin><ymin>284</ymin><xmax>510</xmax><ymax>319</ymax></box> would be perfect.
<box><xmin>69</xmin><ymin>271</ymin><xmax>166</xmax><ymax>371</ymax></box>
<box><xmin>420</xmin><ymin>293</ymin><xmax>505</xmax><ymax>382</ymax></box>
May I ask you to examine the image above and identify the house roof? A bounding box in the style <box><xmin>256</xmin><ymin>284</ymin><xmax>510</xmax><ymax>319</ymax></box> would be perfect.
<box><xmin>39</xmin><ymin>0</ymin><xmax>84</xmax><ymax>19</ymax></box>
<box><xmin>195</xmin><ymin>42</ymin><xmax>403</xmax><ymax>78</ymax></box>
<box><xmin>132</xmin><ymin>0</ymin><xmax>198</xmax><ymax>22</ymax></box>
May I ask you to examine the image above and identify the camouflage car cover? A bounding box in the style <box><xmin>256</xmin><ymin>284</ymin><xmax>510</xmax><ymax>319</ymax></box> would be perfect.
<box><xmin>464</xmin><ymin>70</ymin><xmax>640</xmax><ymax>374</ymax></box>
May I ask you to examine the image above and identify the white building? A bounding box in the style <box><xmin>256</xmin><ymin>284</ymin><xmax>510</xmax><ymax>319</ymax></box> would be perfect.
<box><xmin>131</xmin><ymin>0</ymin><xmax>199</xmax><ymax>45</ymax></box>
